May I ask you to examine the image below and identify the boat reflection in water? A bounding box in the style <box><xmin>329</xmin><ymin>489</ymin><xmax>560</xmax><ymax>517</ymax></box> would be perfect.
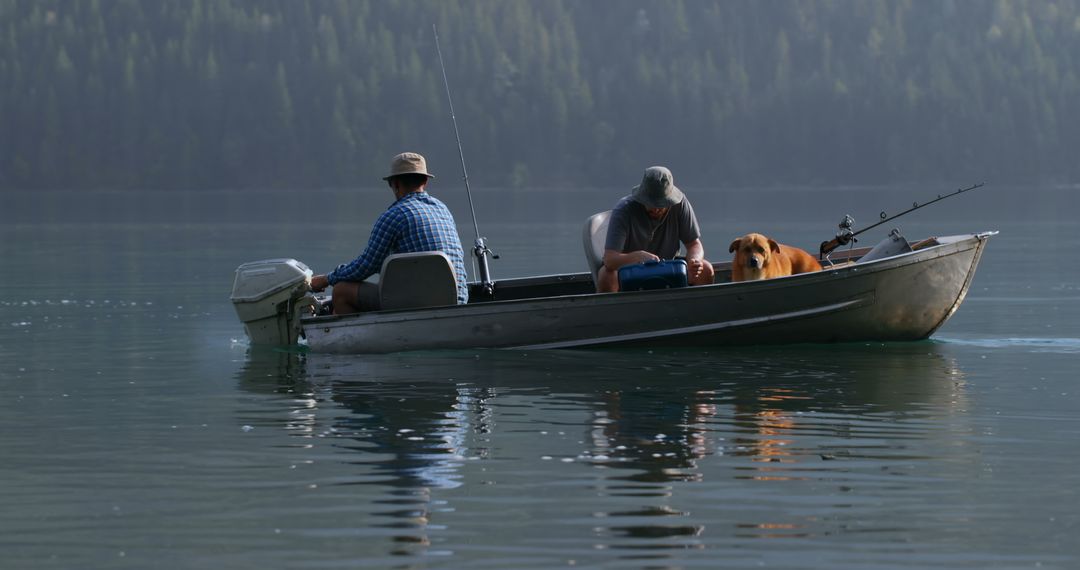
<box><xmin>236</xmin><ymin>342</ymin><xmax>971</xmax><ymax>561</ymax></box>
<box><xmin>236</xmin><ymin>349</ymin><xmax>496</xmax><ymax>557</ymax></box>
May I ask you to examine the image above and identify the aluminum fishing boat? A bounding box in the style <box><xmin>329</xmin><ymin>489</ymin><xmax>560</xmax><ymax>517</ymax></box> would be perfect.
<box><xmin>230</xmin><ymin>228</ymin><xmax>996</xmax><ymax>354</ymax></box>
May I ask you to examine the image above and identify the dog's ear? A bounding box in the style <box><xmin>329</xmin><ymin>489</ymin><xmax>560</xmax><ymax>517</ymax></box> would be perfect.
<box><xmin>729</xmin><ymin>239</ymin><xmax>741</xmax><ymax>253</ymax></box>
<box><xmin>768</xmin><ymin>239</ymin><xmax>781</xmax><ymax>254</ymax></box>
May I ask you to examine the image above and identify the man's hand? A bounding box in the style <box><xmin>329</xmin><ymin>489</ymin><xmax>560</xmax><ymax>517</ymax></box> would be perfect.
<box><xmin>602</xmin><ymin>249</ymin><xmax>660</xmax><ymax>272</ymax></box>
<box><xmin>635</xmin><ymin>251</ymin><xmax>660</xmax><ymax>263</ymax></box>
<box><xmin>687</xmin><ymin>258</ymin><xmax>704</xmax><ymax>278</ymax></box>
<box><xmin>310</xmin><ymin>274</ymin><xmax>330</xmax><ymax>293</ymax></box>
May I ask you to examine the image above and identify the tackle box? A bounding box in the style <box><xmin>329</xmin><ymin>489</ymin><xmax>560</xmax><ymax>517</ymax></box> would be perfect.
<box><xmin>617</xmin><ymin>259</ymin><xmax>688</xmax><ymax>291</ymax></box>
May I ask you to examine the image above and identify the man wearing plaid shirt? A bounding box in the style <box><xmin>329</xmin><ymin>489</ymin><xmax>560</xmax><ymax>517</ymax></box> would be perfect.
<box><xmin>310</xmin><ymin>152</ymin><xmax>468</xmax><ymax>314</ymax></box>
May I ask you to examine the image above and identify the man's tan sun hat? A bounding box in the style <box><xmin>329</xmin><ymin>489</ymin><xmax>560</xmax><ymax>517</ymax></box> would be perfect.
<box><xmin>383</xmin><ymin>152</ymin><xmax>434</xmax><ymax>180</ymax></box>
<box><xmin>631</xmin><ymin>166</ymin><xmax>684</xmax><ymax>209</ymax></box>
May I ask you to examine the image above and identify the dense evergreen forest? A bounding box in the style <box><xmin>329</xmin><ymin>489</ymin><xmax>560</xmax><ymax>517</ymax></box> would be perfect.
<box><xmin>2</xmin><ymin>0</ymin><xmax>1079</xmax><ymax>190</ymax></box>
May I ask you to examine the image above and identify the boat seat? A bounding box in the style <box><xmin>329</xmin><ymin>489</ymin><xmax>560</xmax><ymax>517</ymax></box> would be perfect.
<box><xmin>582</xmin><ymin>209</ymin><xmax>688</xmax><ymax>284</ymax></box>
<box><xmin>378</xmin><ymin>252</ymin><xmax>458</xmax><ymax>310</ymax></box>
<box><xmin>582</xmin><ymin>210</ymin><xmax>611</xmax><ymax>284</ymax></box>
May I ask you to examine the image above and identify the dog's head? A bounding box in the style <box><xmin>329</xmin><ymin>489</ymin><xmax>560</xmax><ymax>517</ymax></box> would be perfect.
<box><xmin>729</xmin><ymin>233</ymin><xmax>781</xmax><ymax>276</ymax></box>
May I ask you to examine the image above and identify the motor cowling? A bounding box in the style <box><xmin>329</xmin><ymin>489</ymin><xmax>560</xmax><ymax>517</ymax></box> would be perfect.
<box><xmin>230</xmin><ymin>259</ymin><xmax>314</xmax><ymax>346</ymax></box>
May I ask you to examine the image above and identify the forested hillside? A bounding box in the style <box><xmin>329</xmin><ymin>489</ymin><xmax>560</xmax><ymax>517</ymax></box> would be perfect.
<box><xmin>2</xmin><ymin>0</ymin><xmax>1079</xmax><ymax>190</ymax></box>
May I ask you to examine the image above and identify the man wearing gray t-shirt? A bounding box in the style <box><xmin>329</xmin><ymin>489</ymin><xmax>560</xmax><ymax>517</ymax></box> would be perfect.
<box><xmin>597</xmin><ymin>166</ymin><xmax>716</xmax><ymax>292</ymax></box>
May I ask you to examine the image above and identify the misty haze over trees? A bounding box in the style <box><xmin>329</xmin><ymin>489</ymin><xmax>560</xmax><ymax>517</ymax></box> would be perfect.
<box><xmin>2</xmin><ymin>0</ymin><xmax>1079</xmax><ymax>191</ymax></box>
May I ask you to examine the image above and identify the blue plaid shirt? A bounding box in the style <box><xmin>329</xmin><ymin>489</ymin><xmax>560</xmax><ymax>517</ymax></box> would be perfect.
<box><xmin>327</xmin><ymin>192</ymin><xmax>469</xmax><ymax>304</ymax></box>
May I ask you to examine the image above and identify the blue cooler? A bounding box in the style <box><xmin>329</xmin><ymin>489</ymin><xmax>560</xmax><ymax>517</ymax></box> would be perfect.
<box><xmin>618</xmin><ymin>259</ymin><xmax>688</xmax><ymax>291</ymax></box>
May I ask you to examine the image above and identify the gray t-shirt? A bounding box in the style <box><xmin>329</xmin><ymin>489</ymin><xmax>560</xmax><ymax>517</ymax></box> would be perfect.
<box><xmin>604</xmin><ymin>196</ymin><xmax>701</xmax><ymax>259</ymax></box>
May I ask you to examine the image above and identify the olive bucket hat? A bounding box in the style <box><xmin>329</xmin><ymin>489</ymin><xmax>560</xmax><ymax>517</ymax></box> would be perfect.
<box><xmin>382</xmin><ymin>152</ymin><xmax>435</xmax><ymax>180</ymax></box>
<box><xmin>631</xmin><ymin>166</ymin><xmax>684</xmax><ymax>209</ymax></box>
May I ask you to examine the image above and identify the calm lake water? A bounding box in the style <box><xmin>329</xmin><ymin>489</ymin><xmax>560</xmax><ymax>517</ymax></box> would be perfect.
<box><xmin>2</xmin><ymin>184</ymin><xmax>1078</xmax><ymax>569</ymax></box>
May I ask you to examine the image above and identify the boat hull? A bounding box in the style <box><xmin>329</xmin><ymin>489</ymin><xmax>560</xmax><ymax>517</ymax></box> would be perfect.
<box><xmin>302</xmin><ymin>233</ymin><xmax>993</xmax><ymax>354</ymax></box>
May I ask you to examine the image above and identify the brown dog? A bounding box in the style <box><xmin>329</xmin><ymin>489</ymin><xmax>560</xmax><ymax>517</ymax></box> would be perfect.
<box><xmin>729</xmin><ymin>233</ymin><xmax>823</xmax><ymax>282</ymax></box>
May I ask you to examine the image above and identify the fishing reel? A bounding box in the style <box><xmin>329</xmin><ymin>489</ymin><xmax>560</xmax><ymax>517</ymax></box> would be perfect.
<box><xmin>819</xmin><ymin>214</ymin><xmax>856</xmax><ymax>262</ymax></box>
<box><xmin>835</xmin><ymin>214</ymin><xmax>856</xmax><ymax>247</ymax></box>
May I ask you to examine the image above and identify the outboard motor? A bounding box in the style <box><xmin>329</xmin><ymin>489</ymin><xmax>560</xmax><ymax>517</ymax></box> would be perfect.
<box><xmin>230</xmin><ymin>259</ymin><xmax>315</xmax><ymax>346</ymax></box>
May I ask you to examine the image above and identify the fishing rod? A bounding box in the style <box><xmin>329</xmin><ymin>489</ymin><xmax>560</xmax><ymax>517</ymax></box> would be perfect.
<box><xmin>819</xmin><ymin>182</ymin><xmax>986</xmax><ymax>259</ymax></box>
<box><xmin>433</xmin><ymin>24</ymin><xmax>498</xmax><ymax>297</ymax></box>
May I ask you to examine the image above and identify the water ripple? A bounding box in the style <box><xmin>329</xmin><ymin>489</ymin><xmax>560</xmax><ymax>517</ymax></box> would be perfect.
<box><xmin>937</xmin><ymin>336</ymin><xmax>1080</xmax><ymax>353</ymax></box>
